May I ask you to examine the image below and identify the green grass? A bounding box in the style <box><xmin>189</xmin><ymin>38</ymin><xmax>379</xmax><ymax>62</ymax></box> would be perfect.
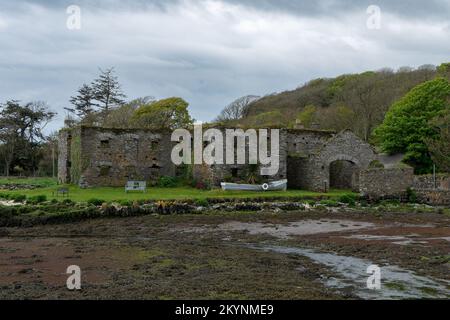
<box><xmin>0</xmin><ymin>179</ymin><xmax>354</xmax><ymax>203</ymax></box>
<box><xmin>0</xmin><ymin>177</ymin><xmax>57</xmax><ymax>187</ymax></box>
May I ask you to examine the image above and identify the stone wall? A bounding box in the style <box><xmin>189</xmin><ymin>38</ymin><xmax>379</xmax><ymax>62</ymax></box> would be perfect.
<box><xmin>359</xmin><ymin>167</ymin><xmax>414</xmax><ymax>199</ymax></box>
<box><xmin>286</xmin><ymin>129</ymin><xmax>334</xmax><ymax>156</ymax></box>
<box><xmin>60</xmin><ymin>127</ymin><xmax>175</xmax><ymax>187</ymax></box>
<box><xmin>195</xmin><ymin>129</ymin><xmax>288</xmax><ymax>185</ymax></box>
<box><xmin>413</xmin><ymin>174</ymin><xmax>450</xmax><ymax>190</ymax></box>
<box><xmin>81</xmin><ymin>127</ymin><xmax>176</xmax><ymax>187</ymax></box>
<box><xmin>416</xmin><ymin>190</ymin><xmax>450</xmax><ymax>206</ymax></box>
<box><xmin>293</xmin><ymin>130</ymin><xmax>378</xmax><ymax>192</ymax></box>
<box><xmin>58</xmin><ymin>126</ymin><xmax>380</xmax><ymax>192</ymax></box>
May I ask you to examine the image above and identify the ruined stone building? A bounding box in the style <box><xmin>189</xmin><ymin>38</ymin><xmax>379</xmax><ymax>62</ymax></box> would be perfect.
<box><xmin>58</xmin><ymin>127</ymin><xmax>176</xmax><ymax>188</ymax></box>
<box><xmin>58</xmin><ymin>126</ymin><xmax>378</xmax><ymax>192</ymax></box>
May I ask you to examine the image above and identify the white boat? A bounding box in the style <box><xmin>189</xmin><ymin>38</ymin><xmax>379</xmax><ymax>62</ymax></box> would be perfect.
<box><xmin>221</xmin><ymin>179</ymin><xmax>287</xmax><ymax>192</ymax></box>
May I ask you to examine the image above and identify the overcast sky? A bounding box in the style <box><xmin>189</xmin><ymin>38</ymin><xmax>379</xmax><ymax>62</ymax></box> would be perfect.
<box><xmin>0</xmin><ymin>0</ymin><xmax>449</xmax><ymax>132</ymax></box>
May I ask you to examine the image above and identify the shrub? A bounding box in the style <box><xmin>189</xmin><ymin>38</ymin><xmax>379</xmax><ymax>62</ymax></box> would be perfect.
<box><xmin>10</xmin><ymin>194</ymin><xmax>27</xmax><ymax>203</ymax></box>
<box><xmin>194</xmin><ymin>199</ymin><xmax>209</xmax><ymax>207</ymax></box>
<box><xmin>27</xmin><ymin>195</ymin><xmax>47</xmax><ymax>204</ymax></box>
<box><xmin>87</xmin><ymin>198</ymin><xmax>105</xmax><ymax>206</ymax></box>
<box><xmin>195</xmin><ymin>181</ymin><xmax>211</xmax><ymax>190</ymax></box>
<box><xmin>157</xmin><ymin>176</ymin><xmax>179</xmax><ymax>188</ymax></box>
<box><xmin>339</xmin><ymin>194</ymin><xmax>357</xmax><ymax>206</ymax></box>
<box><xmin>62</xmin><ymin>199</ymin><xmax>75</xmax><ymax>205</ymax></box>
<box><xmin>406</xmin><ymin>188</ymin><xmax>417</xmax><ymax>203</ymax></box>
<box><xmin>119</xmin><ymin>199</ymin><xmax>132</xmax><ymax>207</ymax></box>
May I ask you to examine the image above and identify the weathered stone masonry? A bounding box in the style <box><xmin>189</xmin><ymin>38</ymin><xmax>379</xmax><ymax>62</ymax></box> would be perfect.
<box><xmin>359</xmin><ymin>167</ymin><xmax>415</xmax><ymax>200</ymax></box>
<box><xmin>59</xmin><ymin>126</ymin><xmax>379</xmax><ymax>193</ymax></box>
<box><xmin>286</xmin><ymin>129</ymin><xmax>378</xmax><ymax>192</ymax></box>
<box><xmin>59</xmin><ymin>126</ymin><xmax>175</xmax><ymax>187</ymax></box>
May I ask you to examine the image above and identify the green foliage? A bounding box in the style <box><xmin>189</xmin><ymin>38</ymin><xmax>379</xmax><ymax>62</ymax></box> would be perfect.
<box><xmin>133</xmin><ymin>97</ymin><xmax>193</xmax><ymax>130</ymax></box>
<box><xmin>91</xmin><ymin>67</ymin><xmax>127</xmax><ymax>112</ymax></box>
<box><xmin>338</xmin><ymin>194</ymin><xmax>357</xmax><ymax>206</ymax></box>
<box><xmin>426</xmin><ymin>110</ymin><xmax>450</xmax><ymax>172</ymax></box>
<box><xmin>118</xmin><ymin>199</ymin><xmax>133</xmax><ymax>207</ymax></box>
<box><xmin>296</xmin><ymin>105</ymin><xmax>317</xmax><ymax>128</ymax></box>
<box><xmin>239</xmin><ymin>66</ymin><xmax>440</xmax><ymax>141</ymax></box>
<box><xmin>437</xmin><ymin>62</ymin><xmax>450</xmax><ymax>79</ymax></box>
<box><xmin>27</xmin><ymin>195</ymin><xmax>47</xmax><ymax>204</ymax></box>
<box><xmin>62</xmin><ymin>199</ymin><xmax>75</xmax><ymax>205</ymax></box>
<box><xmin>252</xmin><ymin>111</ymin><xmax>284</xmax><ymax>127</ymax></box>
<box><xmin>406</xmin><ymin>188</ymin><xmax>418</xmax><ymax>203</ymax></box>
<box><xmin>87</xmin><ymin>198</ymin><xmax>106</xmax><ymax>206</ymax></box>
<box><xmin>0</xmin><ymin>177</ymin><xmax>57</xmax><ymax>187</ymax></box>
<box><xmin>246</xmin><ymin>164</ymin><xmax>261</xmax><ymax>184</ymax></box>
<box><xmin>157</xmin><ymin>176</ymin><xmax>179</xmax><ymax>188</ymax></box>
<box><xmin>2</xmin><ymin>178</ymin><xmax>356</xmax><ymax>203</ymax></box>
<box><xmin>70</xmin><ymin>133</ymin><xmax>82</xmax><ymax>184</ymax></box>
<box><xmin>327</xmin><ymin>74</ymin><xmax>359</xmax><ymax>99</ymax></box>
<box><xmin>0</xmin><ymin>193</ymin><xmax>27</xmax><ymax>202</ymax></box>
<box><xmin>0</xmin><ymin>100</ymin><xmax>55</xmax><ymax>176</ymax></box>
<box><xmin>374</xmin><ymin>78</ymin><xmax>450</xmax><ymax>173</ymax></box>
<box><xmin>194</xmin><ymin>198</ymin><xmax>209</xmax><ymax>207</ymax></box>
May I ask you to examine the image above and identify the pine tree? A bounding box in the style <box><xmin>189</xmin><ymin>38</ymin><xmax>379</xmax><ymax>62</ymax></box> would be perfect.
<box><xmin>91</xmin><ymin>68</ymin><xmax>126</xmax><ymax>112</ymax></box>
<box><xmin>68</xmin><ymin>84</ymin><xmax>97</xmax><ymax>118</ymax></box>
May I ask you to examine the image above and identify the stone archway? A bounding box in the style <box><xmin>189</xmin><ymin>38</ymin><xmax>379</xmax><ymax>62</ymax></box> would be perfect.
<box><xmin>327</xmin><ymin>154</ymin><xmax>361</xmax><ymax>191</ymax></box>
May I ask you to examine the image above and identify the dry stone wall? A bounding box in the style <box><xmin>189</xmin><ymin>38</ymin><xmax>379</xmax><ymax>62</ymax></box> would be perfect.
<box><xmin>359</xmin><ymin>167</ymin><xmax>414</xmax><ymax>199</ymax></box>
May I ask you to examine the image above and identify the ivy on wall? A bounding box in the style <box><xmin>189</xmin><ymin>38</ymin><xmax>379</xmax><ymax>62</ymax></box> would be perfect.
<box><xmin>70</xmin><ymin>134</ymin><xmax>82</xmax><ymax>185</ymax></box>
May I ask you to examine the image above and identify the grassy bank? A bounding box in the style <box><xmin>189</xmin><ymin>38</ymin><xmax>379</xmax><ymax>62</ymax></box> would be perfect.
<box><xmin>0</xmin><ymin>177</ymin><xmax>354</xmax><ymax>203</ymax></box>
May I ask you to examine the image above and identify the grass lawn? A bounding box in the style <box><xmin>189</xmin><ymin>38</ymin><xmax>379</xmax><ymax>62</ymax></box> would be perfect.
<box><xmin>0</xmin><ymin>177</ymin><xmax>355</xmax><ymax>203</ymax></box>
<box><xmin>0</xmin><ymin>177</ymin><xmax>57</xmax><ymax>187</ymax></box>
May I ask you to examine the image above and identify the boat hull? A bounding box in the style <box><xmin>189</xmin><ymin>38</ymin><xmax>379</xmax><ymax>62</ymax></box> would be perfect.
<box><xmin>221</xmin><ymin>180</ymin><xmax>287</xmax><ymax>192</ymax></box>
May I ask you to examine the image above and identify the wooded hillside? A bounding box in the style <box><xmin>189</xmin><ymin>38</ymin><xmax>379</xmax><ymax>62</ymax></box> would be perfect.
<box><xmin>239</xmin><ymin>64</ymin><xmax>449</xmax><ymax>142</ymax></box>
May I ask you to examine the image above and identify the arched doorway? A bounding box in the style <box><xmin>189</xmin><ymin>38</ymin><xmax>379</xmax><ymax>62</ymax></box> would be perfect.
<box><xmin>328</xmin><ymin>155</ymin><xmax>361</xmax><ymax>191</ymax></box>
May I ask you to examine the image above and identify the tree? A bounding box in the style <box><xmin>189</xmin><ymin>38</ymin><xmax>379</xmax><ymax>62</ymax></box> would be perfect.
<box><xmin>374</xmin><ymin>78</ymin><xmax>450</xmax><ymax>173</ymax></box>
<box><xmin>321</xmin><ymin>105</ymin><xmax>355</xmax><ymax>132</ymax></box>
<box><xmin>103</xmin><ymin>97</ymin><xmax>154</xmax><ymax>128</ymax></box>
<box><xmin>426</xmin><ymin>111</ymin><xmax>450</xmax><ymax>172</ymax></box>
<box><xmin>438</xmin><ymin>62</ymin><xmax>450</xmax><ymax>80</ymax></box>
<box><xmin>336</xmin><ymin>72</ymin><xmax>389</xmax><ymax>141</ymax></box>
<box><xmin>92</xmin><ymin>68</ymin><xmax>126</xmax><ymax>113</ymax></box>
<box><xmin>133</xmin><ymin>97</ymin><xmax>194</xmax><ymax>130</ymax></box>
<box><xmin>252</xmin><ymin>111</ymin><xmax>284</xmax><ymax>127</ymax></box>
<box><xmin>0</xmin><ymin>100</ymin><xmax>55</xmax><ymax>176</ymax></box>
<box><xmin>296</xmin><ymin>105</ymin><xmax>317</xmax><ymax>128</ymax></box>
<box><xmin>216</xmin><ymin>95</ymin><xmax>260</xmax><ymax>122</ymax></box>
<box><xmin>67</xmin><ymin>84</ymin><xmax>97</xmax><ymax>118</ymax></box>
<box><xmin>36</xmin><ymin>132</ymin><xmax>59</xmax><ymax>177</ymax></box>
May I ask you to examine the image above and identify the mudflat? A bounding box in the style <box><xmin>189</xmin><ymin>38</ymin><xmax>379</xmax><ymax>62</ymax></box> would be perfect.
<box><xmin>0</xmin><ymin>210</ymin><xmax>449</xmax><ymax>299</ymax></box>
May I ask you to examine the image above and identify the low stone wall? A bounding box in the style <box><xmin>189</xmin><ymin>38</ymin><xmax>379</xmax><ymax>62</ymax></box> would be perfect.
<box><xmin>359</xmin><ymin>167</ymin><xmax>414</xmax><ymax>199</ymax></box>
<box><xmin>416</xmin><ymin>190</ymin><xmax>450</xmax><ymax>206</ymax></box>
<box><xmin>413</xmin><ymin>174</ymin><xmax>450</xmax><ymax>190</ymax></box>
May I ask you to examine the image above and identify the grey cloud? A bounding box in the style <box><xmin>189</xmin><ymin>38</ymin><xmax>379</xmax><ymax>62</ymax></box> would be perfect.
<box><xmin>0</xmin><ymin>0</ymin><xmax>449</xmax><ymax>133</ymax></box>
<box><xmin>2</xmin><ymin>0</ymin><xmax>449</xmax><ymax>19</ymax></box>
